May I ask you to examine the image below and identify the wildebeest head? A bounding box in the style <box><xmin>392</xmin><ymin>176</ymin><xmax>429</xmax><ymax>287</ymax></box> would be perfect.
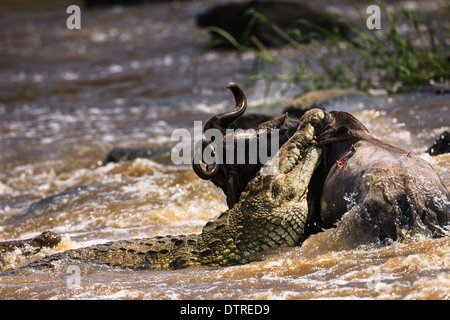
<box><xmin>192</xmin><ymin>83</ymin><xmax>296</xmax><ymax>208</ymax></box>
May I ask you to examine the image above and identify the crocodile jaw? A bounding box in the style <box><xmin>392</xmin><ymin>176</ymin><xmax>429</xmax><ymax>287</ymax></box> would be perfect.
<box><xmin>251</xmin><ymin>108</ymin><xmax>325</xmax><ymax>206</ymax></box>
<box><xmin>271</xmin><ymin>146</ymin><xmax>322</xmax><ymax>206</ymax></box>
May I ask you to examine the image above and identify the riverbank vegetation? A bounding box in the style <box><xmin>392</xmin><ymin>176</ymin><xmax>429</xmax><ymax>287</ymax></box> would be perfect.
<box><xmin>206</xmin><ymin>2</ymin><xmax>450</xmax><ymax>95</ymax></box>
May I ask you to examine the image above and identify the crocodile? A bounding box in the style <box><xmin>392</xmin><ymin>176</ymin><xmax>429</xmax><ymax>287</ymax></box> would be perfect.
<box><xmin>25</xmin><ymin>108</ymin><xmax>325</xmax><ymax>270</ymax></box>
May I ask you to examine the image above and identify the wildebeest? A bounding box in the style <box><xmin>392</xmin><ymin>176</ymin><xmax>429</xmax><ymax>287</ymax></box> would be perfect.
<box><xmin>192</xmin><ymin>82</ymin><xmax>298</xmax><ymax>208</ymax></box>
<box><xmin>194</xmin><ymin>84</ymin><xmax>450</xmax><ymax>242</ymax></box>
<box><xmin>306</xmin><ymin>110</ymin><xmax>449</xmax><ymax>241</ymax></box>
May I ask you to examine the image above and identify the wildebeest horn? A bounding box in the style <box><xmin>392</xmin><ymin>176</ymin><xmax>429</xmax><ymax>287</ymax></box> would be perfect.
<box><xmin>192</xmin><ymin>82</ymin><xmax>248</xmax><ymax>180</ymax></box>
<box><xmin>203</xmin><ymin>82</ymin><xmax>247</xmax><ymax>134</ymax></box>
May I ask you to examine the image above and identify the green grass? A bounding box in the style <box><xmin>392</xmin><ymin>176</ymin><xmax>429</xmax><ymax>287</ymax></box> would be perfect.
<box><xmin>206</xmin><ymin>1</ymin><xmax>450</xmax><ymax>94</ymax></box>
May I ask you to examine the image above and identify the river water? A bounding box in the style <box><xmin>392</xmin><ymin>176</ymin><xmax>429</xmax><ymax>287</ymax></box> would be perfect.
<box><xmin>0</xmin><ymin>0</ymin><xmax>449</xmax><ymax>299</ymax></box>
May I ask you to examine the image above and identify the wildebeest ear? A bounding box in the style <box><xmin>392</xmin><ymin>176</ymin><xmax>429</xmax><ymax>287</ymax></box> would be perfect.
<box><xmin>255</xmin><ymin>113</ymin><xmax>288</xmax><ymax>130</ymax></box>
<box><xmin>329</xmin><ymin>110</ymin><xmax>370</xmax><ymax>134</ymax></box>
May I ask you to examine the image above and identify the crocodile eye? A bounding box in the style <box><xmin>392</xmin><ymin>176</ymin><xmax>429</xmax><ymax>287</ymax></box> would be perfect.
<box><xmin>287</xmin><ymin>191</ymin><xmax>296</xmax><ymax>201</ymax></box>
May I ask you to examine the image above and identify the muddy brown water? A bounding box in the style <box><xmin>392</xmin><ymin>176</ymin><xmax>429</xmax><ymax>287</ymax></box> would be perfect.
<box><xmin>0</xmin><ymin>0</ymin><xmax>449</xmax><ymax>299</ymax></box>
